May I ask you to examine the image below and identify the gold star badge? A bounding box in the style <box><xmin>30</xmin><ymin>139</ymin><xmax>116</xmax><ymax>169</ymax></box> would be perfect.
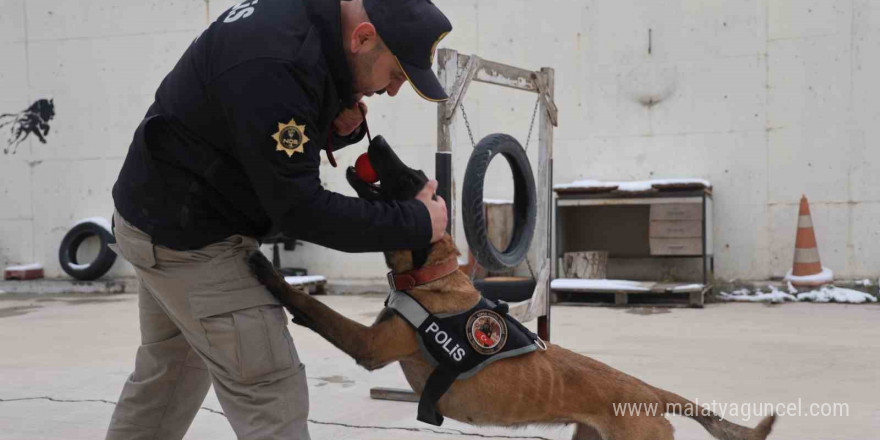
<box><xmin>271</xmin><ymin>118</ymin><xmax>309</xmax><ymax>157</ymax></box>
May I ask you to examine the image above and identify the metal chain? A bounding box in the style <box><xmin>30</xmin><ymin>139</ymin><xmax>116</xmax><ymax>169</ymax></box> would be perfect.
<box><xmin>523</xmin><ymin>95</ymin><xmax>541</xmax><ymax>151</ymax></box>
<box><xmin>459</xmin><ymin>101</ymin><xmax>476</xmax><ymax>148</ymax></box>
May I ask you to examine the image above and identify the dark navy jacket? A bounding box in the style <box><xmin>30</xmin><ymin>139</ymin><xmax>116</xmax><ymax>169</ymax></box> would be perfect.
<box><xmin>113</xmin><ymin>0</ymin><xmax>432</xmax><ymax>251</ymax></box>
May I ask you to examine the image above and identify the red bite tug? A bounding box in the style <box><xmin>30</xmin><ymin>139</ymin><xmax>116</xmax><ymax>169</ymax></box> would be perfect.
<box><xmin>355</xmin><ymin>153</ymin><xmax>379</xmax><ymax>183</ymax></box>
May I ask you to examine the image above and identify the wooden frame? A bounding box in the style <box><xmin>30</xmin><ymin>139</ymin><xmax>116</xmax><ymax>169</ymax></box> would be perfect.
<box><xmin>372</xmin><ymin>50</ymin><xmax>558</xmax><ymax>404</ymax></box>
<box><xmin>435</xmin><ymin>49</ymin><xmax>557</xmax><ymax>340</ymax></box>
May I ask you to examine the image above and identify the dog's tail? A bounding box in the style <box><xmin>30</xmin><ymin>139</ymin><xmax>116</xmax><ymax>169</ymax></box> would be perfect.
<box><xmin>652</xmin><ymin>386</ymin><xmax>775</xmax><ymax>440</ymax></box>
<box><xmin>247</xmin><ymin>252</ymin><xmax>303</xmax><ymax>306</ymax></box>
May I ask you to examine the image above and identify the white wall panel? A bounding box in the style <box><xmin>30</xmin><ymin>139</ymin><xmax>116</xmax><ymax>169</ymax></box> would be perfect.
<box><xmin>766</xmin><ymin>126</ymin><xmax>853</xmax><ymax>204</ymax></box>
<box><xmin>768</xmin><ymin>0</ymin><xmax>851</xmax><ymax>41</ymax></box>
<box><xmin>655</xmin><ymin>0</ymin><xmax>766</xmax><ymax>61</ymax></box>
<box><xmin>767</xmin><ymin>35</ymin><xmax>852</xmax><ymax>130</ymax></box>
<box><xmin>0</xmin><ymin>0</ymin><xmax>25</xmax><ymax>44</ymax></box>
<box><xmin>0</xmin><ymin>220</ymin><xmax>34</xmax><ymax>268</ymax></box>
<box><xmin>0</xmin><ymin>42</ymin><xmax>31</xmax><ymax>124</ymax></box>
<box><xmin>0</xmin><ymin>158</ymin><xmax>32</xmax><ymax>220</ymax></box>
<box><xmin>649</xmin><ymin>56</ymin><xmax>766</xmax><ymax>135</ymax></box>
<box><xmin>24</xmin><ymin>0</ymin><xmax>205</xmax><ymax>41</ymax></box>
<box><xmin>29</xmin><ymin>159</ymin><xmax>120</xmax><ymax>276</ymax></box>
<box><xmin>850</xmin><ymin>202</ymin><xmax>880</xmax><ymax>277</ymax></box>
<box><xmin>0</xmin><ymin>0</ymin><xmax>878</xmax><ymax>281</ymax></box>
<box><xmin>25</xmin><ymin>33</ymin><xmax>194</xmax><ymax>162</ymax></box>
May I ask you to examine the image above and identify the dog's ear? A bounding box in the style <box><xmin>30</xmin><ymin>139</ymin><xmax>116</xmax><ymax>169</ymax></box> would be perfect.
<box><xmin>346</xmin><ymin>167</ymin><xmax>382</xmax><ymax>201</ymax></box>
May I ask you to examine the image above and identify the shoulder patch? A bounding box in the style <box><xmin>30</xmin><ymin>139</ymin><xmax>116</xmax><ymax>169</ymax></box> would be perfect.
<box><xmin>466</xmin><ymin>310</ymin><xmax>508</xmax><ymax>355</ymax></box>
<box><xmin>272</xmin><ymin>118</ymin><xmax>309</xmax><ymax>157</ymax></box>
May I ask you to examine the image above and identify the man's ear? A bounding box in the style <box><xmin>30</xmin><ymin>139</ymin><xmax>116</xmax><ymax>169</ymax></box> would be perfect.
<box><xmin>349</xmin><ymin>22</ymin><xmax>379</xmax><ymax>54</ymax></box>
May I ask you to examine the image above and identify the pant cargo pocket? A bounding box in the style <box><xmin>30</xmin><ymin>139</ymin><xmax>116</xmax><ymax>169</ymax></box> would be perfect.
<box><xmin>201</xmin><ymin>305</ymin><xmax>299</xmax><ymax>383</ymax></box>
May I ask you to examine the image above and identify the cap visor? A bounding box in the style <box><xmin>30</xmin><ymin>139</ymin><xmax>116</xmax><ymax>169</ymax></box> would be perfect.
<box><xmin>397</xmin><ymin>59</ymin><xmax>448</xmax><ymax>102</ymax></box>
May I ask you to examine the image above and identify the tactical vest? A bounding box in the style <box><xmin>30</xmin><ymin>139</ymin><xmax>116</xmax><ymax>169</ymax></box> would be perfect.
<box><xmin>385</xmin><ymin>290</ymin><xmax>546</xmax><ymax>425</ymax></box>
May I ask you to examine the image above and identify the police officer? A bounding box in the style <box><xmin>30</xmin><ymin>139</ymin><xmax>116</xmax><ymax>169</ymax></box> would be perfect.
<box><xmin>105</xmin><ymin>0</ymin><xmax>451</xmax><ymax>438</ymax></box>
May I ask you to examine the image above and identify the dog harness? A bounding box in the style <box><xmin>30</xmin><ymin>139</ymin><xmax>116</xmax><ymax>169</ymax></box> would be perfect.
<box><xmin>385</xmin><ymin>262</ymin><xmax>545</xmax><ymax>426</ymax></box>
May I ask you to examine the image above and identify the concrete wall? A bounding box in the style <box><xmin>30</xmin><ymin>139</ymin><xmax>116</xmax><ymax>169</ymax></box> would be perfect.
<box><xmin>1</xmin><ymin>0</ymin><xmax>878</xmax><ymax>283</ymax></box>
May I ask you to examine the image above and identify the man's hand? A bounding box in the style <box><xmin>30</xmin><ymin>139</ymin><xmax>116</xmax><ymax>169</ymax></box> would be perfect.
<box><xmin>333</xmin><ymin>101</ymin><xmax>367</xmax><ymax>136</ymax></box>
<box><xmin>416</xmin><ymin>180</ymin><xmax>448</xmax><ymax>243</ymax></box>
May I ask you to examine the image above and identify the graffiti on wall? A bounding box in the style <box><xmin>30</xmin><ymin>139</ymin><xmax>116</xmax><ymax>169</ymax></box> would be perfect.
<box><xmin>0</xmin><ymin>99</ymin><xmax>56</xmax><ymax>154</ymax></box>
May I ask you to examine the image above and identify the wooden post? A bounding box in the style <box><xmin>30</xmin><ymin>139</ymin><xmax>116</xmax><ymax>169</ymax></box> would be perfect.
<box><xmin>536</xmin><ymin>67</ymin><xmax>555</xmax><ymax>342</ymax></box>
<box><xmin>436</xmin><ymin>48</ymin><xmax>457</xmax><ymax>153</ymax></box>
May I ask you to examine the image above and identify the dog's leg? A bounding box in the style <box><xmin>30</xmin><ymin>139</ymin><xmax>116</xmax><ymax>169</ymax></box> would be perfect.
<box><xmin>247</xmin><ymin>252</ymin><xmax>419</xmax><ymax>370</ymax></box>
<box><xmin>603</xmin><ymin>416</ymin><xmax>674</xmax><ymax>440</ymax></box>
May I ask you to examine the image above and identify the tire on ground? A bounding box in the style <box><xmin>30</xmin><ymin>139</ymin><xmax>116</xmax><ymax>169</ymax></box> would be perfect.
<box><xmin>59</xmin><ymin>220</ymin><xmax>117</xmax><ymax>281</ymax></box>
<box><xmin>473</xmin><ymin>277</ymin><xmax>537</xmax><ymax>303</ymax></box>
<box><xmin>462</xmin><ymin>133</ymin><xmax>537</xmax><ymax>272</ymax></box>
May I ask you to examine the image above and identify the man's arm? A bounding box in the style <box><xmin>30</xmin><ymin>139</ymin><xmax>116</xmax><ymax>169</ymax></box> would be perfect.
<box><xmin>211</xmin><ymin>58</ymin><xmax>434</xmax><ymax>252</ymax></box>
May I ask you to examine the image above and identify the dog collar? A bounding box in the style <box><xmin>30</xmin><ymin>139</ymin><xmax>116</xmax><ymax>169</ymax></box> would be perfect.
<box><xmin>387</xmin><ymin>257</ymin><xmax>460</xmax><ymax>291</ymax></box>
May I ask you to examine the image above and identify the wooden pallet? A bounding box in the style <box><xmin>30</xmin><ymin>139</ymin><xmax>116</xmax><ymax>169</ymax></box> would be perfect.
<box><xmin>370</xmin><ymin>387</ymin><xmax>419</xmax><ymax>402</ymax></box>
<box><xmin>552</xmin><ymin>282</ymin><xmax>710</xmax><ymax>307</ymax></box>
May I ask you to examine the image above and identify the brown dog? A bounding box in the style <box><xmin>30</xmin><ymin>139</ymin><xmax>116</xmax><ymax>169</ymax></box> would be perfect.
<box><xmin>246</xmin><ymin>136</ymin><xmax>776</xmax><ymax>440</ymax></box>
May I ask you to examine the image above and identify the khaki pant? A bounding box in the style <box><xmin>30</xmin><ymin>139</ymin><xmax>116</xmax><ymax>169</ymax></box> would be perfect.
<box><xmin>105</xmin><ymin>211</ymin><xmax>310</xmax><ymax>440</ymax></box>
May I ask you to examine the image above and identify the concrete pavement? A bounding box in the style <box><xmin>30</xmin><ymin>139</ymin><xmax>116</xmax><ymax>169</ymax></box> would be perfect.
<box><xmin>0</xmin><ymin>291</ymin><xmax>877</xmax><ymax>439</ymax></box>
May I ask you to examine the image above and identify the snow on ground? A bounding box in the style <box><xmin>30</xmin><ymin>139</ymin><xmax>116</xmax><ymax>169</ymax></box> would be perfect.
<box><xmin>5</xmin><ymin>263</ymin><xmax>44</xmax><ymax>271</ymax></box>
<box><xmin>784</xmin><ymin>267</ymin><xmax>833</xmax><ymax>285</ymax></box>
<box><xmin>796</xmin><ymin>286</ymin><xmax>878</xmax><ymax>304</ymax></box>
<box><xmin>721</xmin><ymin>284</ymin><xmax>877</xmax><ymax>304</ymax></box>
<box><xmin>550</xmin><ymin>278</ymin><xmax>653</xmax><ymax>292</ymax></box>
<box><xmin>482</xmin><ymin>199</ymin><xmax>513</xmax><ymax>205</ymax></box>
<box><xmin>550</xmin><ymin>279</ymin><xmax>704</xmax><ymax>293</ymax></box>
<box><xmin>553</xmin><ymin>178</ymin><xmax>711</xmax><ymax>192</ymax></box>
<box><xmin>720</xmin><ymin>285</ymin><xmax>797</xmax><ymax>303</ymax></box>
<box><xmin>284</xmin><ymin>275</ymin><xmax>327</xmax><ymax>285</ymax></box>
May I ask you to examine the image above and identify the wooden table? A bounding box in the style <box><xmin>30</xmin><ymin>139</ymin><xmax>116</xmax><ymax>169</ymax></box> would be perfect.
<box><xmin>553</xmin><ymin>187</ymin><xmax>714</xmax><ymax>307</ymax></box>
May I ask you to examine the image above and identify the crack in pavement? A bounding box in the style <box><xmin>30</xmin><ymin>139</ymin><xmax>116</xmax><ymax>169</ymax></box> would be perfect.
<box><xmin>0</xmin><ymin>396</ymin><xmax>556</xmax><ymax>440</ymax></box>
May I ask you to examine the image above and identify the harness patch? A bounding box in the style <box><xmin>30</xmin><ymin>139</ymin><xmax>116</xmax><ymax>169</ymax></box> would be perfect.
<box><xmin>466</xmin><ymin>310</ymin><xmax>507</xmax><ymax>355</ymax></box>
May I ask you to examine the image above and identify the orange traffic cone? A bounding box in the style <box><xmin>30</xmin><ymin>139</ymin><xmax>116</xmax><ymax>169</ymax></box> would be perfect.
<box><xmin>786</xmin><ymin>195</ymin><xmax>832</xmax><ymax>287</ymax></box>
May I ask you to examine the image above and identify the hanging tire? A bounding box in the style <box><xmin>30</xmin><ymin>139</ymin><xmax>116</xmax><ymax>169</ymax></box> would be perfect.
<box><xmin>59</xmin><ymin>220</ymin><xmax>117</xmax><ymax>281</ymax></box>
<box><xmin>462</xmin><ymin>133</ymin><xmax>536</xmax><ymax>272</ymax></box>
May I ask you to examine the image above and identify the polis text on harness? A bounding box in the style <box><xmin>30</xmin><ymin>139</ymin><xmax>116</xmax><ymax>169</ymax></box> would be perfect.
<box><xmin>384</xmin><ymin>260</ymin><xmax>545</xmax><ymax>426</ymax></box>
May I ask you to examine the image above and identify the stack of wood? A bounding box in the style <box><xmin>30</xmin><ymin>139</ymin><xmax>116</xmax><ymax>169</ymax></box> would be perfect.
<box><xmin>561</xmin><ymin>251</ymin><xmax>608</xmax><ymax>279</ymax></box>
